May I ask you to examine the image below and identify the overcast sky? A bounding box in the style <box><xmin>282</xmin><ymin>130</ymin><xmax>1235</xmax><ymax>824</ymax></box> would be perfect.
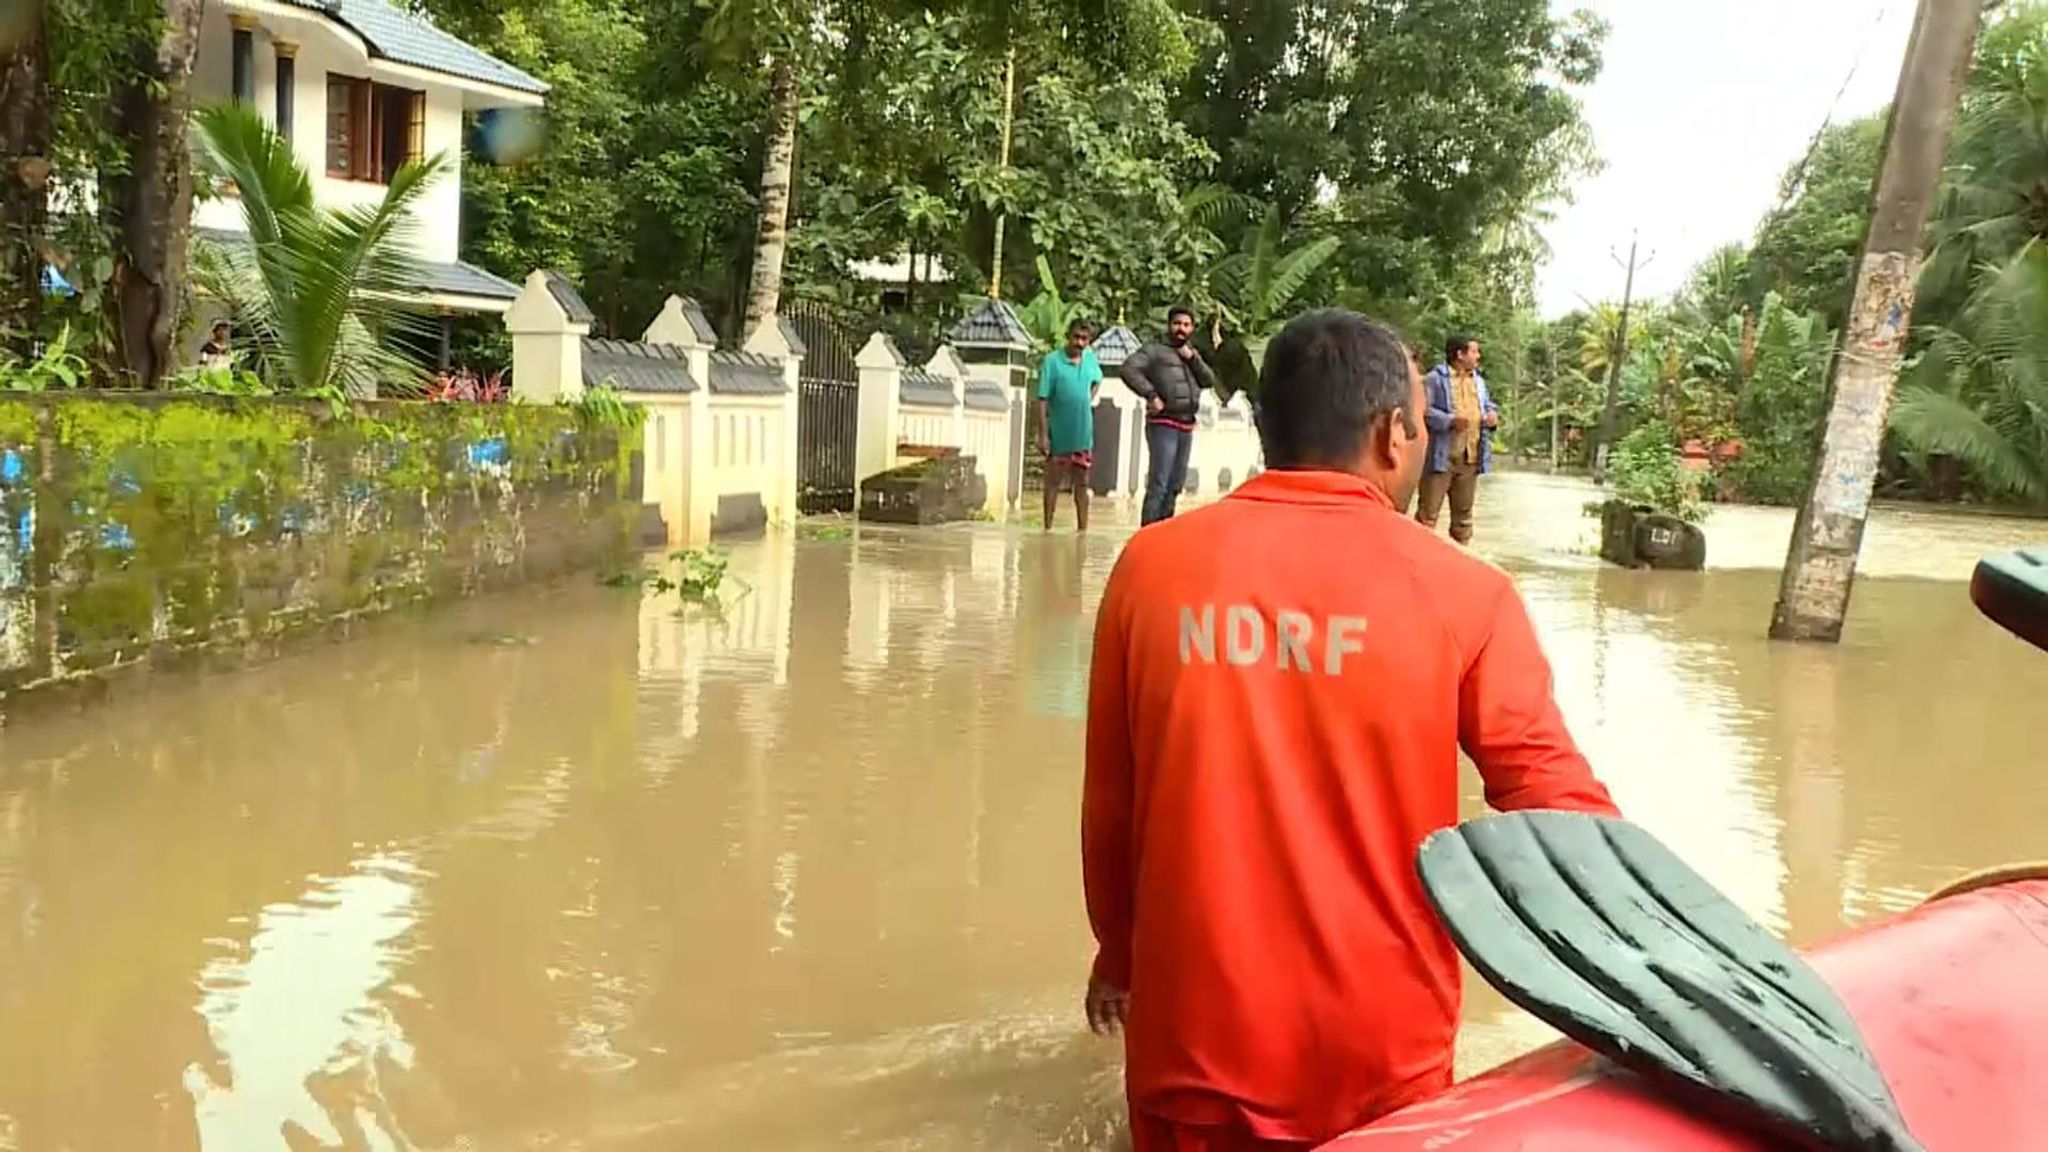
<box><xmin>1536</xmin><ymin>0</ymin><xmax>1917</xmax><ymax>316</ymax></box>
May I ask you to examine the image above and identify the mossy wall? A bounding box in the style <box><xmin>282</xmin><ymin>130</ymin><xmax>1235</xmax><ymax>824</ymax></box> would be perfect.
<box><xmin>0</xmin><ymin>395</ymin><xmax>634</xmax><ymax>704</ymax></box>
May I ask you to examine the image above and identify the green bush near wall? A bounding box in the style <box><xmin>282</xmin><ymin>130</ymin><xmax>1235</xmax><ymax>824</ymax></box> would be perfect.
<box><xmin>0</xmin><ymin>395</ymin><xmax>638</xmax><ymax>701</ymax></box>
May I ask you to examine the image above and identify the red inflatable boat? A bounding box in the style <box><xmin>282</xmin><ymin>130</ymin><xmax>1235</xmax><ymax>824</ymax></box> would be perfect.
<box><xmin>1322</xmin><ymin>860</ymin><xmax>2048</xmax><ymax>1151</ymax></box>
<box><xmin>1322</xmin><ymin>545</ymin><xmax>2048</xmax><ymax>1151</ymax></box>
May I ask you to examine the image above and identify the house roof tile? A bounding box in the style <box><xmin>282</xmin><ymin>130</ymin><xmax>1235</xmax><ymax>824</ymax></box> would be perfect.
<box><xmin>281</xmin><ymin>0</ymin><xmax>548</xmax><ymax>96</ymax></box>
<box><xmin>195</xmin><ymin>227</ymin><xmax>520</xmax><ymax>304</ymax></box>
<box><xmin>946</xmin><ymin>298</ymin><xmax>1033</xmax><ymax>348</ymax></box>
<box><xmin>1090</xmin><ymin>324</ymin><xmax>1141</xmax><ymax>367</ymax></box>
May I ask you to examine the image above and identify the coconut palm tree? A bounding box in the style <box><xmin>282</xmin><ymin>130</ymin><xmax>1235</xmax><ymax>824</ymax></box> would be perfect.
<box><xmin>1919</xmin><ymin>3</ymin><xmax>2048</xmax><ymax>320</ymax></box>
<box><xmin>192</xmin><ymin>103</ymin><xmax>443</xmax><ymax>398</ymax></box>
<box><xmin>1891</xmin><ymin>243</ymin><xmax>2048</xmax><ymax>504</ymax></box>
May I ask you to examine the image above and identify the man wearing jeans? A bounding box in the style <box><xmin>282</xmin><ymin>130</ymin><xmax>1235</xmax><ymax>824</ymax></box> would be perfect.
<box><xmin>1120</xmin><ymin>307</ymin><xmax>1220</xmax><ymax>526</ymax></box>
<box><xmin>1416</xmin><ymin>335</ymin><xmax>1497</xmax><ymax>545</ymax></box>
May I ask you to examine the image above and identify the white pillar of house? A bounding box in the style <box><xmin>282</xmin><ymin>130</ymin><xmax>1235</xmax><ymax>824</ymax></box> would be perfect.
<box><xmin>505</xmin><ymin>270</ymin><xmax>587</xmax><ymax>404</ymax></box>
<box><xmin>855</xmin><ymin>333</ymin><xmax>905</xmax><ymax>489</ymax></box>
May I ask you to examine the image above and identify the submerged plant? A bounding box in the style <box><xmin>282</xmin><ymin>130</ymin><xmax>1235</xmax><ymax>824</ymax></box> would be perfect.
<box><xmin>672</xmin><ymin>547</ymin><xmax>730</xmax><ymax>601</ymax></box>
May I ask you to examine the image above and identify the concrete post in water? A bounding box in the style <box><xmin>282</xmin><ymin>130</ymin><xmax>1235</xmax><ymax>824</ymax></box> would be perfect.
<box><xmin>505</xmin><ymin>271</ymin><xmax>587</xmax><ymax>405</ymax></box>
<box><xmin>1771</xmin><ymin>0</ymin><xmax>1984</xmax><ymax>643</ymax></box>
<box><xmin>855</xmin><ymin>333</ymin><xmax>905</xmax><ymax>488</ymax></box>
<box><xmin>744</xmin><ymin>317</ymin><xmax>805</xmax><ymax>528</ymax></box>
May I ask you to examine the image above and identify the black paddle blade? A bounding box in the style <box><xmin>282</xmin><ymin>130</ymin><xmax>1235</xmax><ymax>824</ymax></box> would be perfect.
<box><xmin>1972</xmin><ymin>547</ymin><xmax>2048</xmax><ymax>654</ymax></box>
<box><xmin>1418</xmin><ymin>812</ymin><xmax>1924</xmax><ymax>1152</ymax></box>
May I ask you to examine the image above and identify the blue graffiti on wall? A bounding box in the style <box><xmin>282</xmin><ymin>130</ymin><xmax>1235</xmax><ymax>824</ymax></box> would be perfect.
<box><xmin>0</xmin><ymin>433</ymin><xmax>532</xmax><ymax>570</ymax></box>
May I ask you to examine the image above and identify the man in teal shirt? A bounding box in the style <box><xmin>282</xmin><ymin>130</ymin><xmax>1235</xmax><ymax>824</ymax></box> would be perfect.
<box><xmin>1038</xmin><ymin>318</ymin><xmax>1104</xmax><ymax>532</ymax></box>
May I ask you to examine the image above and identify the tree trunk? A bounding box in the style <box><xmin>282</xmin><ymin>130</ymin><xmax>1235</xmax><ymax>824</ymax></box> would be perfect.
<box><xmin>109</xmin><ymin>0</ymin><xmax>204</xmax><ymax>388</ymax></box>
<box><xmin>741</xmin><ymin>57</ymin><xmax>798</xmax><ymax>341</ymax></box>
<box><xmin>0</xmin><ymin>2</ymin><xmax>48</xmax><ymax>352</ymax></box>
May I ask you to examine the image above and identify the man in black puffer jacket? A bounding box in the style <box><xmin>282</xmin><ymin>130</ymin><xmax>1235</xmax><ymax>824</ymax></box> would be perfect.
<box><xmin>1120</xmin><ymin>306</ymin><xmax>1222</xmax><ymax>525</ymax></box>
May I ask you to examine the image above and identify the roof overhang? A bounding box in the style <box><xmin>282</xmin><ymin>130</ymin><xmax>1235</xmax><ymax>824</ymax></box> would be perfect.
<box><xmin>226</xmin><ymin>0</ymin><xmax>371</xmax><ymax>57</ymax></box>
<box><xmin>369</xmin><ymin>59</ymin><xmax>546</xmax><ymax>109</ymax></box>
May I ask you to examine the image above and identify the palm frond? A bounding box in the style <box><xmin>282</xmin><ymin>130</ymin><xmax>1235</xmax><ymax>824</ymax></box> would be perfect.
<box><xmin>1891</xmin><ymin>385</ymin><xmax>2048</xmax><ymax>501</ymax></box>
<box><xmin>195</xmin><ymin>103</ymin><xmax>443</xmax><ymax>396</ymax></box>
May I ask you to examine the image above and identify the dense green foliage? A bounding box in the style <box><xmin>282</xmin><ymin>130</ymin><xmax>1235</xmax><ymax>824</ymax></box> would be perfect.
<box><xmin>1606</xmin><ymin>420</ymin><xmax>1704</xmax><ymax>524</ymax></box>
<box><xmin>1535</xmin><ymin>1</ymin><xmax>2048</xmax><ymax>512</ymax></box>
<box><xmin>7</xmin><ymin>0</ymin><xmax>1611</xmax><ymax>393</ymax></box>
<box><xmin>416</xmin><ymin>0</ymin><xmax>1605</xmax><ymax>348</ymax></box>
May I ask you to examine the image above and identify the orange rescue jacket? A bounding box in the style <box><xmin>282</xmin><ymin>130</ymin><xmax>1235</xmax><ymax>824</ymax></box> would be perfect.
<box><xmin>1083</xmin><ymin>469</ymin><xmax>1618</xmax><ymax>1144</ymax></box>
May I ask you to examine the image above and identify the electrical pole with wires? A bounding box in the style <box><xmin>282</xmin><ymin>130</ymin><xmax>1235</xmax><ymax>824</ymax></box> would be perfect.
<box><xmin>1771</xmin><ymin>0</ymin><xmax>1984</xmax><ymax>643</ymax></box>
<box><xmin>1592</xmin><ymin>234</ymin><xmax>1651</xmax><ymax>484</ymax></box>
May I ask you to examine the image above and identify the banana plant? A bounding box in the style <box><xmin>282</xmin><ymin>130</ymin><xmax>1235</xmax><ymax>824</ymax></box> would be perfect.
<box><xmin>1207</xmin><ymin>203</ymin><xmax>1341</xmax><ymax>353</ymax></box>
<box><xmin>1016</xmin><ymin>254</ymin><xmax>1082</xmax><ymax>351</ymax></box>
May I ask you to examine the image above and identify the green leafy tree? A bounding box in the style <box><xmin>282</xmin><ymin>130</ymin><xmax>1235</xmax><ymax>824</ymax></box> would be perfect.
<box><xmin>1725</xmin><ymin>294</ymin><xmax>1833</xmax><ymax>505</ymax></box>
<box><xmin>1746</xmin><ymin>115</ymin><xmax>1885</xmax><ymax>330</ymax></box>
<box><xmin>192</xmin><ymin>104</ymin><xmax>441</xmax><ymax>397</ymax></box>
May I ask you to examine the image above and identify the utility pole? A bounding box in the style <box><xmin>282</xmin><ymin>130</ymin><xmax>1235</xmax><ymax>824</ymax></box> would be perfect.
<box><xmin>1770</xmin><ymin>0</ymin><xmax>1983</xmax><ymax>643</ymax></box>
<box><xmin>1592</xmin><ymin>235</ymin><xmax>1650</xmax><ymax>483</ymax></box>
<box><xmin>1546</xmin><ymin>329</ymin><xmax>1562</xmax><ymax>473</ymax></box>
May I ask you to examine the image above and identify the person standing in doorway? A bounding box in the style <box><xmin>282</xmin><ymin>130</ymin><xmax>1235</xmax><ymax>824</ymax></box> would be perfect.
<box><xmin>1416</xmin><ymin>334</ymin><xmax>1497</xmax><ymax>545</ymax></box>
<box><xmin>1038</xmin><ymin>318</ymin><xmax>1105</xmax><ymax>532</ymax></box>
<box><xmin>1120</xmin><ymin>306</ymin><xmax>1220</xmax><ymax>526</ymax></box>
<box><xmin>1081</xmin><ymin>310</ymin><xmax>1615</xmax><ymax>1151</ymax></box>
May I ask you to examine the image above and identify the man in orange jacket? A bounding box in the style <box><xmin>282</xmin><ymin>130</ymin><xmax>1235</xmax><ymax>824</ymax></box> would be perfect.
<box><xmin>1081</xmin><ymin>309</ymin><xmax>1619</xmax><ymax>1152</ymax></box>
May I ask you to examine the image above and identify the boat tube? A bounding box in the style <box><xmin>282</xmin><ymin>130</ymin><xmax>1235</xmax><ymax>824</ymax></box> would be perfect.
<box><xmin>1323</xmin><ymin>550</ymin><xmax>2048</xmax><ymax>1151</ymax></box>
<box><xmin>1323</xmin><ymin>874</ymin><xmax>2048</xmax><ymax>1150</ymax></box>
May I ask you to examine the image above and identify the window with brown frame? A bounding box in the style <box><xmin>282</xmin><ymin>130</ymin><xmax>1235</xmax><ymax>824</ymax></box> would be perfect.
<box><xmin>325</xmin><ymin>75</ymin><xmax>425</xmax><ymax>183</ymax></box>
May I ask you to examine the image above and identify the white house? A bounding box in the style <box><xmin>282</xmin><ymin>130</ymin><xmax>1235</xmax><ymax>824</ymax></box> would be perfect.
<box><xmin>190</xmin><ymin>0</ymin><xmax>547</xmax><ymax>321</ymax></box>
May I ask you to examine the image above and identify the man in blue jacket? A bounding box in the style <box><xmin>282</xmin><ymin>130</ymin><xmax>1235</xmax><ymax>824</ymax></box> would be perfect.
<box><xmin>1416</xmin><ymin>335</ymin><xmax>1497</xmax><ymax>545</ymax></box>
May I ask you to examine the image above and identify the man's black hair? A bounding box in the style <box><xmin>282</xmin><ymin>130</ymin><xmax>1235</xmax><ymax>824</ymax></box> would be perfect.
<box><xmin>1166</xmin><ymin>305</ymin><xmax>1196</xmax><ymax>326</ymax></box>
<box><xmin>1066</xmin><ymin>317</ymin><xmax>1095</xmax><ymax>338</ymax></box>
<box><xmin>1259</xmin><ymin>309</ymin><xmax>1416</xmax><ymax>470</ymax></box>
<box><xmin>1445</xmin><ymin>334</ymin><xmax>1477</xmax><ymax>367</ymax></box>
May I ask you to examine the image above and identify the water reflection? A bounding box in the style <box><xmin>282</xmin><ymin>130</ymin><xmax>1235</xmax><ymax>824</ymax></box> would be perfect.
<box><xmin>186</xmin><ymin>854</ymin><xmax>424</xmax><ymax>1151</ymax></box>
<box><xmin>0</xmin><ymin>475</ymin><xmax>2040</xmax><ymax>1149</ymax></box>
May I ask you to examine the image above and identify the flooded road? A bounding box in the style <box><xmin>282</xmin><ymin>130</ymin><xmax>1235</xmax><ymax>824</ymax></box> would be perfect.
<box><xmin>0</xmin><ymin>471</ymin><xmax>2044</xmax><ymax>1151</ymax></box>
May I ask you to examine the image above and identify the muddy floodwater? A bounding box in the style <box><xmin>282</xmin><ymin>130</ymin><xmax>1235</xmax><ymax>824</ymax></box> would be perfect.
<box><xmin>1</xmin><ymin>472</ymin><xmax>2044</xmax><ymax>1151</ymax></box>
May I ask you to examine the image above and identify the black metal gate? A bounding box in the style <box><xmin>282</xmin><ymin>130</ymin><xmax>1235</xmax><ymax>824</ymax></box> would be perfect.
<box><xmin>786</xmin><ymin>300</ymin><xmax>861</xmax><ymax>515</ymax></box>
